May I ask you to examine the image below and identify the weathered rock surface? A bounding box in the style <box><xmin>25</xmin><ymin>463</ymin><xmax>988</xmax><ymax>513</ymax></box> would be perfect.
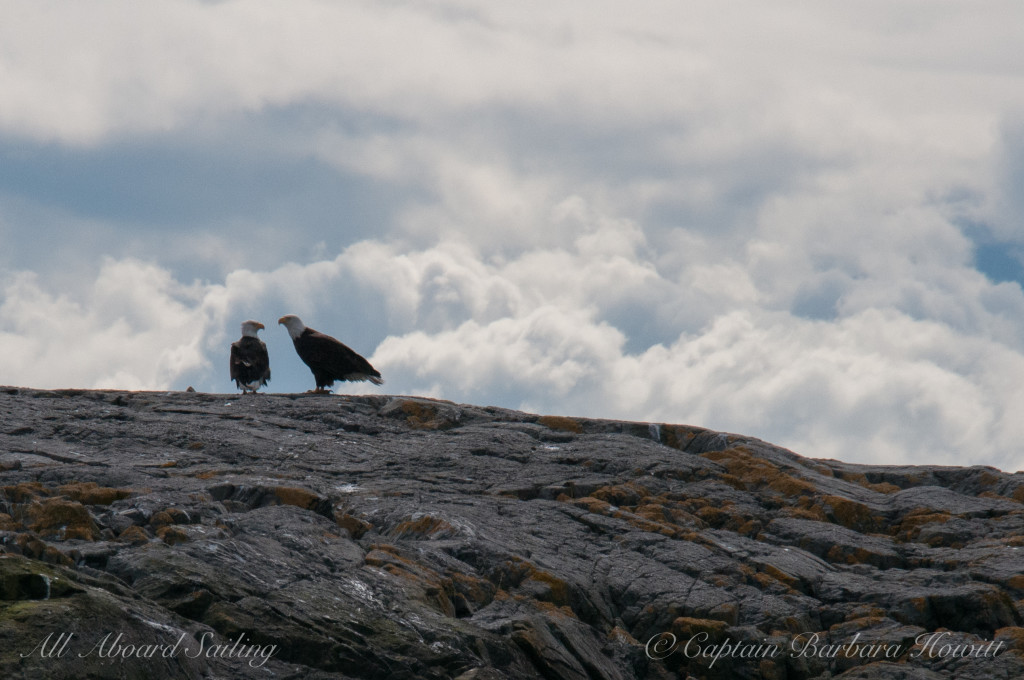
<box><xmin>1</xmin><ymin>387</ymin><xmax>1023</xmax><ymax>679</ymax></box>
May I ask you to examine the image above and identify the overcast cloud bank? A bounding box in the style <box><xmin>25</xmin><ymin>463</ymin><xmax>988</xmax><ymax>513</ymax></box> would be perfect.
<box><xmin>2</xmin><ymin>1</ymin><xmax>1023</xmax><ymax>470</ymax></box>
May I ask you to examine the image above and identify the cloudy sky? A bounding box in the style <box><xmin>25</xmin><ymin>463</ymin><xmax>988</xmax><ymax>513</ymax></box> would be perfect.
<box><xmin>2</xmin><ymin>1</ymin><xmax>1024</xmax><ymax>471</ymax></box>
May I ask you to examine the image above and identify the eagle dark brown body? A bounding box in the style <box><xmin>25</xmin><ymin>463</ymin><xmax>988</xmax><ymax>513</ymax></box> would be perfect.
<box><xmin>278</xmin><ymin>315</ymin><xmax>382</xmax><ymax>393</ymax></box>
<box><xmin>230</xmin><ymin>321</ymin><xmax>271</xmax><ymax>393</ymax></box>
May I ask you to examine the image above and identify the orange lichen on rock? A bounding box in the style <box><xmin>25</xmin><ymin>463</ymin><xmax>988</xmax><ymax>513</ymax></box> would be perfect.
<box><xmin>394</xmin><ymin>399</ymin><xmax>461</xmax><ymax>430</ymax></box>
<box><xmin>768</xmin><ymin>474</ymin><xmax>818</xmax><ymax>498</ymax></box>
<box><xmin>1</xmin><ymin>482</ymin><xmax>47</xmax><ymax>503</ymax></box>
<box><xmin>975</xmin><ymin>471</ymin><xmax>1002</xmax><ymax>489</ymax></box>
<box><xmin>894</xmin><ymin>508</ymin><xmax>952</xmax><ymax>542</ymax></box>
<box><xmin>536</xmin><ymin>415</ymin><xmax>583</xmax><ymax>434</ymax></box>
<box><xmin>490</xmin><ymin>556</ymin><xmax>574</xmax><ymax>609</ymax></box>
<box><xmin>752</xmin><ymin>571</ymin><xmax>790</xmax><ymax>593</ymax></box>
<box><xmin>590</xmin><ymin>482</ymin><xmax>649</xmax><ymax>506</ymax></box>
<box><xmin>617</xmin><ymin>509</ymin><xmax>685</xmax><ymax>537</ymax></box>
<box><xmin>149</xmin><ymin>508</ymin><xmax>191</xmax><ymax>529</ymax></box>
<box><xmin>694</xmin><ymin>504</ymin><xmax>735</xmax><ymax>529</ymax></box>
<box><xmin>0</xmin><ymin>512</ymin><xmax>20</xmax><ymax>531</ymax></box>
<box><xmin>836</xmin><ymin>471</ymin><xmax>903</xmax><ymax>494</ymax></box>
<box><xmin>335</xmin><ymin>512</ymin><xmax>373</xmax><ymax>539</ymax></box>
<box><xmin>364</xmin><ymin>544</ymin><xmax>458</xmax><ymax>617</ymax></box>
<box><xmin>11</xmin><ymin>533</ymin><xmax>47</xmax><ymax>560</ymax></box>
<box><xmin>527</xmin><ymin>597</ymin><xmax>577</xmax><ymax>618</ymax></box>
<box><xmin>826</xmin><ymin>545</ymin><xmax>882</xmax><ymax>566</ymax></box>
<box><xmin>272</xmin><ymin>486</ymin><xmax>323</xmax><ymax>511</ymax></box>
<box><xmin>117</xmin><ymin>525</ymin><xmax>150</xmax><ymax>545</ymax></box>
<box><xmin>526</xmin><ymin>568</ymin><xmax>572</xmax><ymax>607</ymax></box>
<box><xmin>816</xmin><ymin>495</ymin><xmax>882</xmax><ymax>533</ymax></box>
<box><xmin>43</xmin><ymin>545</ymin><xmax>75</xmax><ymax>567</ymax></box>
<box><xmin>157</xmin><ymin>526</ymin><xmax>189</xmax><ymax>545</ymax></box>
<box><xmin>9</xmin><ymin>538</ymin><xmax>76</xmax><ymax>567</ymax></box>
<box><xmin>26</xmin><ymin>498</ymin><xmax>99</xmax><ymax>540</ymax></box>
<box><xmin>996</xmin><ymin>626</ymin><xmax>1024</xmax><ymax>654</ymax></box>
<box><xmin>702</xmin><ymin>447</ymin><xmax>816</xmax><ymax>499</ymax></box>
<box><xmin>782</xmin><ymin>504</ymin><xmax>828</xmax><ymax>522</ymax></box>
<box><xmin>450</xmin><ymin>571</ymin><xmax>497</xmax><ymax>613</ymax></box>
<box><xmin>568</xmin><ymin>495</ymin><xmax>613</xmax><ymax>516</ymax></box>
<box><xmin>388</xmin><ymin>515</ymin><xmax>459</xmax><ymax>540</ymax></box>
<box><xmin>59</xmin><ymin>482</ymin><xmax>133</xmax><ymax>506</ymax></box>
<box><xmin>365</xmin><ymin>545</ymin><xmax>437</xmax><ymax>581</ymax></box>
<box><xmin>670</xmin><ymin>616</ymin><xmax>730</xmax><ymax>641</ymax></box>
<box><xmin>756</xmin><ymin>564</ymin><xmax>801</xmax><ymax>591</ymax></box>
<box><xmin>633</xmin><ymin>502</ymin><xmax>673</xmax><ymax>524</ymax></box>
<box><xmin>609</xmin><ymin>626</ymin><xmax>638</xmax><ymax>645</ymax></box>
<box><xmin>658</xmin><ymin>424</ymin><xmax>706</xmax><ymax>451</ymax></box>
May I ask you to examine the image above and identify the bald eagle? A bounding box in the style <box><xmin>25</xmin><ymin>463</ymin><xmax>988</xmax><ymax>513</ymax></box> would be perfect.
<box><xmin>229</xmin><ymin>320</ymin><xmax>271</xmax><ymax>393</ymax></box>
<box><xmin>278</xmin><ymin>314</ymin><xmax>383</xmax><ymax>393</ymax></box>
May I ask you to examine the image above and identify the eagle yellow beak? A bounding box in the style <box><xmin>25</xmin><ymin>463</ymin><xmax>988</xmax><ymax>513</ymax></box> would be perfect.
<box><xmin>277</xmin><ymin>316</ymin><xmax>287</xmax><ymax>325</ymax></box>
<box><xmin>255</xmin><ymin>322</ymin><xmax>265</xmax><ymax>330</ymax></box>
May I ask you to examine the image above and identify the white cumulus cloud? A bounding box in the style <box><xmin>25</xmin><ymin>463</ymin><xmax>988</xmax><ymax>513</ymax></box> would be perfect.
<box><xmin>0</xmin><ymin>259</ymin><xmax>225</xmax><ymax>389</ymax></box>
<box><xmin>3</xmin><ymin>1</ymin><xmax>1024</xmax><ymax>472</ymax></box>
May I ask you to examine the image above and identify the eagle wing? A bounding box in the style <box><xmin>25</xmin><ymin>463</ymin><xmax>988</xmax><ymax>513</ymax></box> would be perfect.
<box><xmin>300</xmin><ymin>330</ymin><xmax>383</xmax><ymax>384</ymax></box>
<box><xmin>230</xmin><ymin>338</ymin><xmax>271</xmax><ymax>384</ymax></box>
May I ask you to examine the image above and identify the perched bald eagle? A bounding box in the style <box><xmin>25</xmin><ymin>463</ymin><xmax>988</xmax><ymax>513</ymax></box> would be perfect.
<box><xmin>278</xmin><ymin>314</ymin><xmax>383</xmax><ymax>393</ymax></box>
<box><xmin>229</xmin><ymin>320</ymin><xmax>271</xmax><ymax>393</ymax></box>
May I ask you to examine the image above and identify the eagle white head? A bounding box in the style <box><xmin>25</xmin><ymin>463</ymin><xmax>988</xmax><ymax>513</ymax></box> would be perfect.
<box><xmin>278</xmin><ymin>314</ymin><xmax>306</xmax><ymax>340</ymax></box>
<box><xmin>240</xmin><ymin>320</ymin><xmax>265</xmax><ymax>338</ymax></box>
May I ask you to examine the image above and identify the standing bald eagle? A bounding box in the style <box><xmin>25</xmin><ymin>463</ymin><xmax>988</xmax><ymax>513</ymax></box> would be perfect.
<box><xmin>230</xmin><ymin>320</ymin><xmax>271</xmax><ymax>393</ymax></box>
<box><xmin>278</xmin><ymin>314</ymin><xmax>383</xmax><ymax>393</ymax></box>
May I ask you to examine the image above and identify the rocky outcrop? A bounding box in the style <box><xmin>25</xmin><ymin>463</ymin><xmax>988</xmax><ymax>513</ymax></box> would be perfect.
<box><xmin>1</xmin><ymin>387</ymin><xmax>1023</xmax><ymax>679</ymax></box>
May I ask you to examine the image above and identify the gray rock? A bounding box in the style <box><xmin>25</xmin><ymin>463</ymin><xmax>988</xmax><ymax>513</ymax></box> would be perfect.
<box><xmin>1</xmin><ymin>387</ymin><xmax>1023</xmax><ymax>679</ymax></box>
